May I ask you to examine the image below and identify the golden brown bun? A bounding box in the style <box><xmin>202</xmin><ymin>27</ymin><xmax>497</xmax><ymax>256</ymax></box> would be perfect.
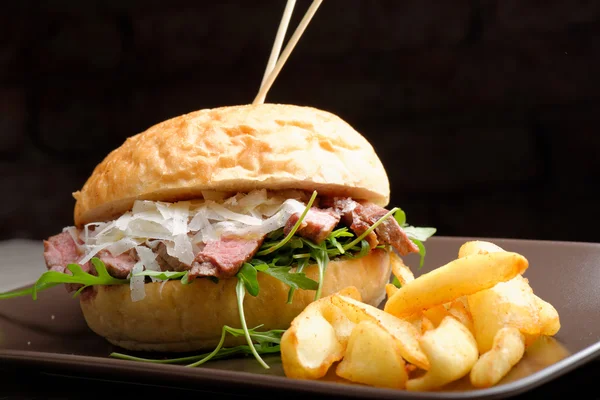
<box><xmin>73</xmin><ymin>103</ymin><xmax>390</xmax><ymax>226</ymax></box>
<box><xmin>80</xmin><ymin>249</ymin><xmax>392</xmax><ymax>352</ymax></box>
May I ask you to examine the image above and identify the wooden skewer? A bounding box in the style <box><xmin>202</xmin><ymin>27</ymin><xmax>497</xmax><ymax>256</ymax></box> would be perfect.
<box><xmin>255</xmin><ymin>0</ymin><xmax>297</xmax><ymax>105</ymax></box>
<box><xmin>253</xmin><ymin>0</ymin><xmax>323</xmax><ymax>105</ymax></box>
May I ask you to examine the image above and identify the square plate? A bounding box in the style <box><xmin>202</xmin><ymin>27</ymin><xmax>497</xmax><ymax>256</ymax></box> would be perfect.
<box><xmin>0</xmin><ymin>236</ymin><xmax>599</xmax><ymax>399</ymax></box>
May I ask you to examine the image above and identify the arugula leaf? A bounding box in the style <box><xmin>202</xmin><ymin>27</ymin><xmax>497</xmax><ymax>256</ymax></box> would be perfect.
<box><xmin>286</xmin><ymin>256</ymin><xmax>309</xmax><ymax>304</ymax></box>
<box><xmin>110</xmin><ymin>325</ymin><xmax>284</xmax><ymax>367</ymax></box>
<box><xmin>256</xmin><ymin>190</ymin><xmax>317</xmax><ymax>256</ymax></box>
<box><xmin>404</xmin><ymin>226</ymin><xmax>437</xmax><ymax>242</ymax></box>
<box><xmin>238</xmin><ymin>263</ymin><xmax>260</xmax><ymax>296</ymax></box>
<box><xmin>342</xmin><ymin>239</ymin><xmax>371</xmax><ymax>260</ymax></box>
<box><xmin>394</xmin><ymin>208</ymin><xmax>407</xmax><ymax>226</ymax></box>
<box><xmin>259</xmin><ymin>266</ymin><xmax>318</xmax><ymax>291</ymax></box>
<box><xmin>235</xmin><ymin>278</ymin><xmax>269</xmax><ymax>368</ymax></box>
<box><xmin>393</xmin><ymin>209</ymin><xmax>436</xmax><ymax>269</ymax></box>
<box><xmin>133</xmin><ymin>270</ymin><xmax>188</xmax><ymax>280</ymax></box>
<box><xmin>309</xmin><ymin>245</ymin><xmax>329</xmax><ymax>301</ymax></box>
<box><xmin>0</xmin><ymin>281</ymin><xmax>61</xmax><ymax>300</ymax></box>
<box><xmin>0</xmin><ymin>258</ymin><xmax>129</xmax><ymax>300</ymax></box>
<box><xmin>412</xmin><ymin>238</ymin><xmax>427</xmax><ymax>269</ymax></box>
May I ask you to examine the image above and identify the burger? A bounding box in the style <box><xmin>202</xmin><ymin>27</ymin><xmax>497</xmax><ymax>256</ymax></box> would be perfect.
<box><xmin>2</xmin><ymin>103</ymin><xmax>433</xmax><ymax>364</ymax></box>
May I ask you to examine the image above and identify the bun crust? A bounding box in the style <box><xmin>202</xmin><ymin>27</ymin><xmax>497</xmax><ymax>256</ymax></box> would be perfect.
<box><xmin>79</xmin><ymin>249</ymin><xmax>392</xmax><ymax>352</ymax></box>
<box><xmin>73</xmin><ymin>103</ymin><xmax>390</xmax><ymax>226</ymax></box>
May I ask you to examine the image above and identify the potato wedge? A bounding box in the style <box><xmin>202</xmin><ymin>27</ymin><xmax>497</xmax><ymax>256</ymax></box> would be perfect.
<box><xmin>470</xmin><ymin>326</ymin><xmax>526</xmax><ymax>388</ymax></box>
<box><xmin>468</xmin><ymin>275</ymin><xmax>541</xmax><ymax>353</ymax></box>
<box><xmin>331</xmin><ymin>294</ymin><xmax>430</xmax><ymax>370</ymax></box>
<box><xmin>385</xmin><ymin>252</ymin><xmax>528</xmax><ymax>318</ymax></box>
<box><xmin>280</xmin><ymin>286</ymin><xmax>362</xmax><ymax>379</ymax></box>
<box><xmin>447</xmin><ymin>299</ymin><xmax>475</xmax><ymax>335</ymax></box>
<box><xmin>336</xmin><ymin>320</ymin><xmax>408</xmax><ymax>389</ymax></box>
<box><xmin>420</xmin><ymin>315</ymin><xmax>435</xmax><ymax>334</ymax></box>
<box><xmin>533</xmin><ymin>294</ymin><xmax>561</xmax><ymax>336</ymax></box>
<box><xmin>390</xmin><ymin>251</ymin><xmax>415</xmax><ymax>286</ymax></box>
<box><xmin>458</xmin><ymin>240</ymin><xmax>505</xmax><ymax>258</ymax></box>
<box><xmin>385</xmin><ymin>283</ymin><xmax>399</xmax><ymax>299</ymax></box>
<box><xmin>406</xmin><ymin>316</ymin><xmax>479</xmax><ymax>391</ymax></box>
<box><xmin>280</xmin><ymin>307</ymin><xmax>344</xmax><ymax>379</ymax></box>
<box><xmin>422</xmin><ymin>304</ymin><xmax>450</xmax><ymax>327</ymax></box>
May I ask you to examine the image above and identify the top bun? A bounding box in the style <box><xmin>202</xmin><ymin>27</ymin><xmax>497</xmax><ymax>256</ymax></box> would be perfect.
<box><xmin>73</xmin><ymin>103</ymin><xmax>390</xmax><ymax>226</ymax></box>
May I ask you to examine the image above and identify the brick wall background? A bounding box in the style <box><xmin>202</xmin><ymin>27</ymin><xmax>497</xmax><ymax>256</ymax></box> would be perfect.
<box><xmin>1</xmin><ymin>0</ymin><xmax>598</xmax><ymax>242</ymax></box>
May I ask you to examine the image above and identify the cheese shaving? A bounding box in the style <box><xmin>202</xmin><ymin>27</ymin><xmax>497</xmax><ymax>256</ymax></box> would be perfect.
<box><xmin>130</xmin><ymin>261</ymin><xmax>146</xmax><ymax>302</ymax></box>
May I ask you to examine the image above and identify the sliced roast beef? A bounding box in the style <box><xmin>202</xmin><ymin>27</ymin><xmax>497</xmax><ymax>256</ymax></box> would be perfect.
<box><xmin>189</xmin><ymin>236</ymin><xmax>265</xmax><ymax>279</ymax></box>
<box><xmin>353</xmin><ymin>201</ymin><xmax>419</xmax><ymax>255</ymax></box>
<box><xmin>284</xmin><ymin>207</ymin><xmax>341</xmax><ymax>244</ymax></box>
<box><xmin>96</xmin><ymin>249</ymin><xmax>137</xmax><ymax>279</ymax></box>
<box><xmin>347</xmin><ymin>212</ymin><xmax>380</xmax><ymax>249</ymax></box>
<box><xmin>323</xmin><ymin>197</ymin><xmax>419</xmax><ymax>256</ymax></box>
<box><xmin>323</xmin><ymin>197</ymin><xmax>378</xmax><ymax>248</ymax></box>
<box><xmin>43</xmin><ymin>231</ymin><xmax>85</xmax><ymax>272</ymax></box>
<box><xmin>43</xmin><ymin>231</ymin><xmax>91</xmax><ymax>292</ymax></box>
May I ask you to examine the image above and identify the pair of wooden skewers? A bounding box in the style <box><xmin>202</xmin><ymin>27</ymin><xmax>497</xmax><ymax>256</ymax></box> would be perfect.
<box><xmin>253</xmin><ymin>0</ymin><xmax>323</xmax><ymax>105</ymax></box>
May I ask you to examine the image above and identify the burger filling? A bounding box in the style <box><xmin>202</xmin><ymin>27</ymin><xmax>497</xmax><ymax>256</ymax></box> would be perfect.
<box><xmin>40</xmin><ymin>189</ymin><xmax>429</xmax><ymax>302</ymax></box>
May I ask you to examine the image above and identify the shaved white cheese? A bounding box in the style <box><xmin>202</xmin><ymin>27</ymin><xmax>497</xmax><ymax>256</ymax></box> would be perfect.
<box><xmin>135</xmin><ymin>246</ymin><xmax>161</xmax><ymax>271</ymax></box>
<box><xmin>106</xmin><ymin>237</ymin><xmax>140</xmax><ymax>256</ymax></box>
<box><xmin>166</xmin><ymin>234</ymin><xmax>194</xmax><ymax>266</ymax></box>
<box><xmin>223</xmin><ymin>193</ymin><xmax>242</xmax><ymax>207</ymax></box>
<box><xmin>132</xmin><ymin>200</ymin><xmax>158</xmax><ymax>214</ymax></box>
<box><xmin>126</xmin><ymin>219</ymin><xmax>172</xmax><ymax>240</ymax></box>
<box><xmin>188</xmin><ymin>208</ymin><xmax>212</xmax><ymax>232</ymax></box>
<box><xmin>130</xmin><ymin>261</ymin><xmax>146</xmax><ymax>302</ymax></box>
<box><xmin>78</xmin><ymin>242</ymin><xmax>112</xmax><ymax>265</ymax></box>
<box><xmin>135</xmin><ymin>245</ymin><xmax>161</xmax><ymax>283</ymax></box>
<box><xmin>170</xmin><ymin>202</ymin><xmax>190</xmax><ymax>235</ymax></box>
<box><xmin>207</xmin><ymin>201</ymin><xmax>263</xmax><ymax>226</ymax></box>
<box><xmin>93</xmin><ymin>221</ymin><xmax>119</xmax><ymax>242</ymax></box>
<box><xmin>237</xmin><ymin>189</ymin><xmax>268</xmax><ymax>211</ymax></box>
<box><xmin>76</xmin><ymin>191</ymin><xmax>310</xmax><ymax>270</ymax></box>
<box><xmin>115</xmin><ymin>212</ymin><xmax>133</xmax><ymax>231</ymax></box>
<box><xmin>174</xmin><ymin>234</ymin><xmax>195</xmax><ymax>265</ymax></box>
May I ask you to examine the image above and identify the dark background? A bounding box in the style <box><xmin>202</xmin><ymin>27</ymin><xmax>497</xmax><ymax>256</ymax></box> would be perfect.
<box><xmin>1</xmin><ymin>0</ymin><xmax>599</xmax><ymax>243</ymax></box>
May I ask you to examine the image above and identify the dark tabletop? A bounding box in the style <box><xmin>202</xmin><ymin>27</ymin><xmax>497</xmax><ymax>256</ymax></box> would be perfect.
<box><xmin>2</xmin><ymin>359</ymin><xmax>599</xmax><ymax>400</ymax></box>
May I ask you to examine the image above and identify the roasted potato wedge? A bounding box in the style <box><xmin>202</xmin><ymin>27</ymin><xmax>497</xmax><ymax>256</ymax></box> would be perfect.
<box><xmin>385</xmin><ymin>252</ymin><xmax>528</xmax><ymax>318</ymax></box>
<box><xmin>406</xmin><ymin>317</ymin><xmax>479</xmax><ymax>391</ymax></box>
<box><xmin>470</xmin><ymin>326</ymin><xmax>526</xmax><ymax>388</ymax></box>
<box><xmin>331</xmin><ymin>294</ymin><xmax>430</xmax><ymax>370</ymax></box>
<box><xmin>336</xmin><ymin>320</ymin><xmax>408</xmax><ymax>389</ymax></box>
<box><xmin>280</xmin><ymin>286</ymin><xmax>361</xmax><ymax>379</ymax></box>
<box><xmin>468</xmin><ymin>275</ymin><xmax>542</xmax><ymax>353</ymax></box>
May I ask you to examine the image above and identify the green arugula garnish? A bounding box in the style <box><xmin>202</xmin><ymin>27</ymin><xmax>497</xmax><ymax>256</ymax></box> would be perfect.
<box><xmin>0</xmin><ymin>258</ymin><xmax>129</xmax><ymax>300</ymax></box>
<box><xmin>394</xmin><ymin>208</ymin><xmax>436</xmax><ymax>268</ymax></box>
<box><xmin>235</xmin><ymin>278</ymin><xmax>269</xmax><ymax>369</ymax></box>
<box><xmin>237</xmin><ymin>263</ymin><xmax>260</xmax><ymax>296</ymax></box>
<box><xmin>255</xmin><ymin>190</ymin><xmax>317</xmax><ymax>256</ymax></box>
<box><xmin>109</xmin><ymin>324</ymin><xmax>284</xmax><ymax>367</ymax></box>
<box><xmin>134</xmin><ymin>270</ymin><xmax>188</xmax><ymax>281</ymax></box>
<box><xmin>391</xmin><ymin>275</ymin><xmax>403</xmax><ymax>288</ymax></box>
<box><xmin>253</xmin><ymin>263</ymin><xmax>318</xmax><ymax>292</ymax></box>
<box><xmin>286</xmin><ymin>256</ymin><xmax>309</xmax><ymax>304</ymax></box>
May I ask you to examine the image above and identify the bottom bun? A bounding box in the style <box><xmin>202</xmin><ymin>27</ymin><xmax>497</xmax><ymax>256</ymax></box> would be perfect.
<box><xmin>79</xmin><ymin>248</ymin><xmax>393</xmax><ymax>352</ymax></box>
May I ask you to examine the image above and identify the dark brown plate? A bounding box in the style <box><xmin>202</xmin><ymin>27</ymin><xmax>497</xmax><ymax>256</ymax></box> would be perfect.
<box><xmin>0</xmin><ymin>237</ymin><xmax>599</xmax><ymax>399</ymax></box>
